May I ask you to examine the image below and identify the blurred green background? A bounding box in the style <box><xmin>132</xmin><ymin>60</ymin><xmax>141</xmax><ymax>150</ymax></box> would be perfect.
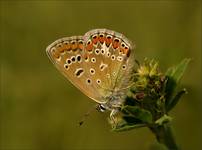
<box><xmin>1</xmin><ymin>1</ymin><xmax>201</xmax><ymax>150</ymax></box>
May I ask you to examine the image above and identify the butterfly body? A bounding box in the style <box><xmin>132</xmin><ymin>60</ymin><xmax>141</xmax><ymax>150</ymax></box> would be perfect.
<box><xmin>46</xmin><ymin>29</ymin><xmax>135</xmax><ymax>120</ymax></box>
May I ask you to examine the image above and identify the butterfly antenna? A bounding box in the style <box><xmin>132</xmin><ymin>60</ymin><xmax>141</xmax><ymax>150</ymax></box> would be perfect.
<box><xmin>78</xmin><ymin>104</ymin><xmax>98</xmax><ymax>126</ymax></box>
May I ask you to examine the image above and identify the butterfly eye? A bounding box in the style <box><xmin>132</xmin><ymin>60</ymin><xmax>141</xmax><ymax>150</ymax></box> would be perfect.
<box><xmin>96</xmin><ymin>104</ymin><xmax>106</xmax><ymax>112</ymax></box>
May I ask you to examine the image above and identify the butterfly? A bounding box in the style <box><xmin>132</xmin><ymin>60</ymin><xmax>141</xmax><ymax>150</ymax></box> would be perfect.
<box><xmin>46</xmin><ymin>29</ymin><xmax>135</xmax><ymax>122</ymax></box>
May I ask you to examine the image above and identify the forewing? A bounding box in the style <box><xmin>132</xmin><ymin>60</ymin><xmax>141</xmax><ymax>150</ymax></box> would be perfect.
<box><xmin>46</xmin><ymin>36</ymin><xmax>105</xmax><ymax>103</ymax></box>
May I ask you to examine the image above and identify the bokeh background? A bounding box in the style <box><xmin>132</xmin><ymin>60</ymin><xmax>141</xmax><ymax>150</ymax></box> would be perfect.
<box><xmin>1</xmin><ymin>1</ymin><xmax>201</xmax><ymax>150</ymax></box>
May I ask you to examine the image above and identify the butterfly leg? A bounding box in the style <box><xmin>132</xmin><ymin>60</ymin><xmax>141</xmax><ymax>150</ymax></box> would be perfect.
<box><xmin>110</xmin><ymin>109</ymin><xmax>119</xmax><ymax>127</ymax></box>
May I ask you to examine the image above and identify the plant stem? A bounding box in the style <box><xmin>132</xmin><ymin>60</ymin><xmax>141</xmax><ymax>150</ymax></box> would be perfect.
<box><xmin>149</xmin><ymin>123</ymin><xmax>179</xmax><ymax>150</ymax></box>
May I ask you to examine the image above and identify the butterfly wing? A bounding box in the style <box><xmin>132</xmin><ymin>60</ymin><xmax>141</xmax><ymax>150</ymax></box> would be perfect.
<box><xmin>46</xmin><ymin>29</ymin><xmax>135</xmax><ymax>104</ymax></box>
<box><xmin>83</xmin><ymin>29</ymin><xmax>135</xmax><ymax>97</ymax></box>
<box><xmin>46</xmin><ymin>36</ymin><xmax>106</xmax><ymax>103</ymax></box>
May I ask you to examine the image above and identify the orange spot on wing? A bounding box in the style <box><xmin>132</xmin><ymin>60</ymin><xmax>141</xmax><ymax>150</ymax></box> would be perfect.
<box><xmin>64</xmin><ymin>43</ymin><xmax>71</xmax><ymax>51</ymax></box>
<box><xmin>86</xmin><ymin>41</ymin><xmax>93</xmax><ymax>52</ymax></box>
<box><xmin>99</xmin><ymin>35</ymin><xmax>105</xmax><ymax>44</ymax></box>
<box><xmin>58</xmin><ymin>47</ymin><xmax>64</xmax><ymax>53</ymax></box>
<box><xmin>58</xmin><ymin>44</ymin><xmax>70</xmax><ymax>53</ymax></box>
<box><xmin>112</xmin><ymin>40</ymin><xmax>120</xmax><ymax>49</ymax></box>
<box><xmin>123</xmin><ymin>47</ymin><xmax>130</xmax><ymax>57</ymax></box>
<box><xmin>67</xmin><ymin>43</ymin><xmax>72</xmax><ymax>51</ymax></box>
<box><xmin>83</xmin><ymin>53</ymin><xmax>89</xmax><ymax>60</ymax></box>
<box><xmin>51</xmin><ymin>49</ymin><xmax>60</xmax><ymax>59</ymax></box>
<box><xmin>119</xmin><ymin>48</ymin><xmax>124</xmax><ymax>54</ymax></box>
<box><xmin>105</xmin><ymin>36</ymin><xmax>113</xmax><ymax>46</ymax></box>
<box><xmin>71</xmin><ymin>42</ymin><xmax>78</xmax><ymax>50</ymax></box>
<box><xmin>92</xmin><ymin>36</ymin><xmax>98</xmax><ymax>44</ymax></box>
<box><xmin>78</xmin><ymin>43</ymin><xmax>83</xmax><ymax>50</ymax></box>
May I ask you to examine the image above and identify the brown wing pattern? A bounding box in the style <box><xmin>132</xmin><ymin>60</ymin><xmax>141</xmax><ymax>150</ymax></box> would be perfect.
<box><xmin>83</xmin><ymin>29</ymin><xmax>135</xmax><ymax>95</ymax></box>
<box><xmin>46</xmin><ymin>29</ymin><xmax>135</xmax><ymax>103</ymax></box>
<box><xmin>46</xmin><ymin>36</ymin><xmax>105</xmax><ymax>103</ymax></box>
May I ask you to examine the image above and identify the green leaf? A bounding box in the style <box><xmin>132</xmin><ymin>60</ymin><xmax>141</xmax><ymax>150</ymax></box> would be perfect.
<box><xmin>164</xmin><ymin>77</ymin><xmax>176</xmax><ymax>104</ymax></box>
<box><xmin>167</xmin><ymin>58</ymin><xmax>191</xmax><ymax>83</ymax></box>
<box><xmin>165</xmin><ymin>58</ymin><xmax>190</xmax><ymax>105</ymax></box>
<box><xmin>155</xmin><ymin>115</ymin><xmax>172</xmax><ymax>126</ymax></box>
<box><xmin>112</xmin><ymin>123</ymin><xmax>146</xmax><ymax>132</ymax></box>
<box><xmin>122</xmin><ymin>106</ymin><xmax>153</xmax><ymax>124</ymax></box>
<box><xmin>166</xmin><ymin>89</ymin><xmax>187</xmax><ymax>112</ymax></box>
<box><xmin>122</xmin><ymin>116</ymin><xmax>143</xmax><ymax>124</ymax></box>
